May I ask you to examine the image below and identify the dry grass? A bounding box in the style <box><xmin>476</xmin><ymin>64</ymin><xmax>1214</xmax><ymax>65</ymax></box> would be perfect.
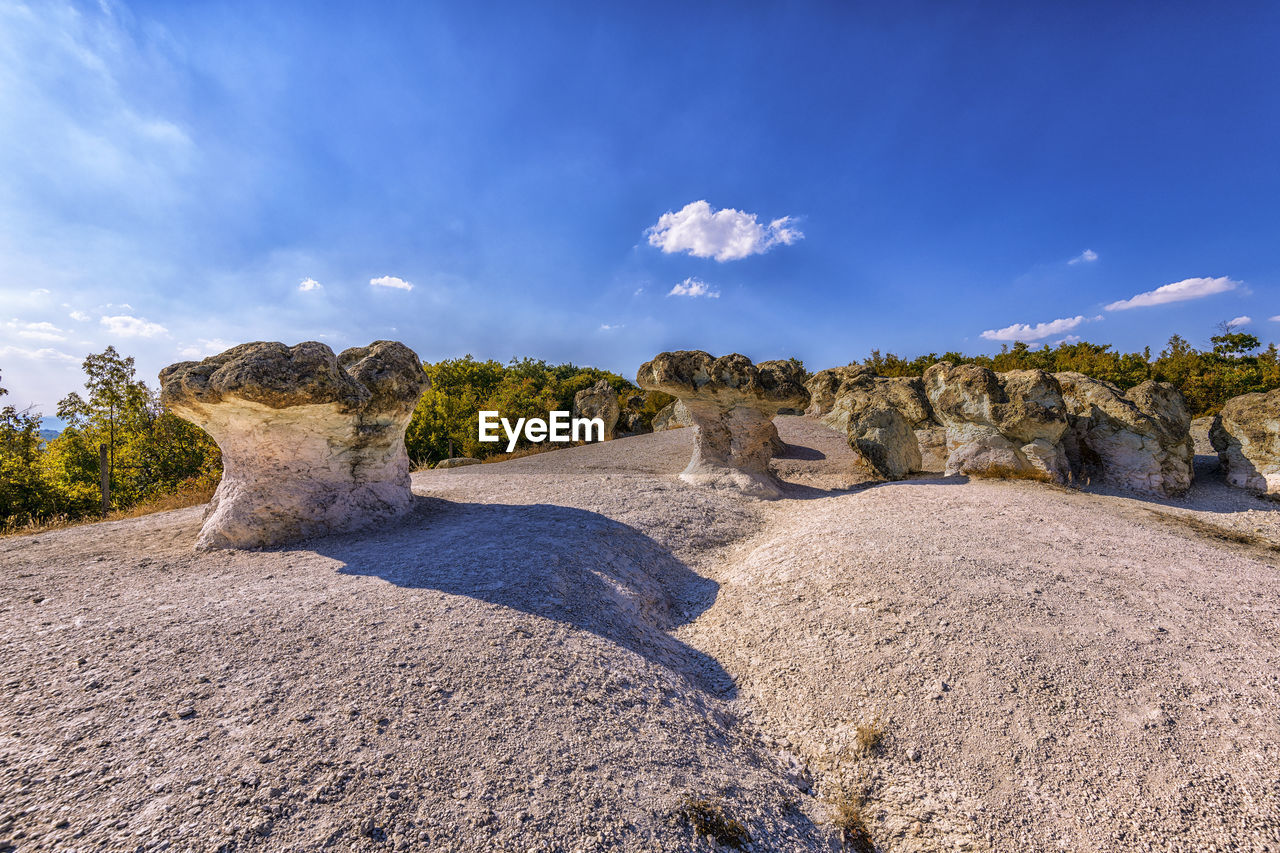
<box><xmin>1146</xmin><ymin>509</ymin><xmax>1280</xmax><ymax>554</ymax></box>
<box><xmin>829</xmin><ymin>786</ymin><xmax>875</xmax><ymax>853</ymax></box>
<box><xmin>481</xmin><ymin>443</ymin><xmax>565</xmax><ymax>464</ymax></box>
<box><xmin>0</xmin><ymin>482</ymin><xmax>216</xmax><ymax>539</ymax></box>
<box><xmin>854</xmin><ymin>716</ymin><xmax>885</xmax><ymax>757</ymax></box>
<box><xmin>677</xmin><ymin>797</ymin><xmax>751</xmax><ymax>849</ymax></box>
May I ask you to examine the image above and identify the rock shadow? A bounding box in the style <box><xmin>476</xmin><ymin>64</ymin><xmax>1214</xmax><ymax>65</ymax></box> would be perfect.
<box><xmin>314</xmin><ymin>496</ymin><xmax>736</xmax><ymax>698</ymax></box>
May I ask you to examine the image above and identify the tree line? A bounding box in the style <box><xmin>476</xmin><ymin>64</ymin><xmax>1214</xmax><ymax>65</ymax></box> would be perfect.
<box><xmin>2</xmin><ymin>327</ymin><xmax>1277</xmax><ymax>529</ymax></box>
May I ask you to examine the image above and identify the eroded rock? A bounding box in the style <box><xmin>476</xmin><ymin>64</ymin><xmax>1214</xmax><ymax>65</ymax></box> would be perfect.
<box><xmin>572</xmin><ymin>379</ymin><xmax>620</xmax><ymax>440</ymax></box>
<box><xmin>651</xmin><ymin>399</ymin><xmax>693</xmax><ymax>432</ymax></box>
<box><xmin>636</xmin><ymin>351</ymin><xmax>807</xmax><ymax>497</ymax></box>
<box><xmin>1211</xmin><ymin>389</ymin><xmax>1280</xmax><ymax>494</ymax></box>
<box><xmin>923</xmin><ymin>363</ymin><xmax>1069</xmax><ymax>483</ymax></box>
<box><xmin>1055</xmin><ymin>372</ymin><xmax>1194</xmax><ymax>496</ymax></box>
<box><xmin>160</xmin><ymin>340</ymin><xmax>429</xmax><ymax>550</ymax></box>
<box><xmin>803</xmin><ymin>365</ymin><xmax>872</xmax><ymax>417</ymax></box>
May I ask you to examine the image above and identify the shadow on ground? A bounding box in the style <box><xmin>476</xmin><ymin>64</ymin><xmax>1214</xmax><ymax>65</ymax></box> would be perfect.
<box><xmin>316</xmin><ymin>496</ymin><xmax>737</xmax><ymax>698</ymax></box>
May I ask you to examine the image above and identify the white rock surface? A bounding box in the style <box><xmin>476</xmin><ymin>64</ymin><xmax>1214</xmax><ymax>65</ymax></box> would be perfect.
<box><xmin>572</xmin><ymin>379</ymin><xmax>620</xmax><ymax>440</ymax></box>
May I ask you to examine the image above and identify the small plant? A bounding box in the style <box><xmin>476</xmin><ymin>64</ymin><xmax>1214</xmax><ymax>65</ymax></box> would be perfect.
<box><xmin>854</xmin><ymin>715</ymin><xmax>885</xmax><ymax>757</ymax></box>
<box><xmin>830</xmin><ymin>787</ymin><xmax>876</xmax><ymax>853</ymax></box>
<box><xmin>678</xmin><ymin>797</ymin><xmax>751</xmax><ymax>849</ymax></box>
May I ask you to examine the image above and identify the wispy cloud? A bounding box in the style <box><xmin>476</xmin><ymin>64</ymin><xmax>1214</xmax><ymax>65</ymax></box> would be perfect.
<box><xmin>981</xmin><ymin>315</ymin><xmax>1092</xmax><ymax>342</ymax></box>
<box><xmin>646</xmin><ymin>200</ymin><xmax>803</xmax><ymax>262</ymax></box>
<box><xmin>298</xmin><ymin>277</ymin><xmax>323</xmax><ymax>292</ymax></box>
<box><xmin>370</xmin><ymin>275</ymin><xmax>413</xmax><ymax>291</ymax></box>
<box><xmin>1227</xmin><ymin>315</ymin><xmax>1252</xmax><ymax>327</ymax></box>
<box><xmin>100</xmin><ymin>314</ymin><xmax>168</xmax><ymax>338</ymax></box>
<box><xmin>1105</xmin><ymin>276</ymin><xmax>1240</xmax><ymax>311</ymax></box>
<box><xmin>1067</xmin><ymin>249</ymin><xmax>1098</xmax><ymax>265</ymax></box>
<box><xmin>599</xmin><ymin>323</ymin><xmax>625</xmax><ymax>331</ymax></box>
<box><xmin>0</xmin><ymin>344</ymin><xmax>78</xmax><ymax>364</ymax></box>
<box><xmin>68</xmin><ymin>310</ymin><xmax>90</xmax><ymax>322</ymax></box>
<box><xmin>5</xmin><ymin>319</ymin><xmax>67</xmax><ymax>342</ymax></box>
<box><xmin>667</xmin><ymin>277</ymin><xmax>720</xmax><ymax>298</ymax></box>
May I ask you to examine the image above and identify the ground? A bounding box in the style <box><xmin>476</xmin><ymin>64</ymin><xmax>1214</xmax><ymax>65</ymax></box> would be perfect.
<box><xmin>1</xmin><ymin>417</ymin><xmax>1278</xmax><ymax>852</ymax></box>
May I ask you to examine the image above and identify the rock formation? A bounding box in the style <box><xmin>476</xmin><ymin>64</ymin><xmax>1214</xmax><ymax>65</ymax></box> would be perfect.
<box><xmin>617</xmin><ymin>393</ymin><xmax>647</xmax><ymax>435</ymax></box>
<box><xmin>1055</xmin><ymin>372</ymin><xmax>1194</xmax><ymax>496</ymax></box>
<box><xmin>160</xmin><ymin>340</ymin><xmax>429</xmax><ymax>550</ymax></box>
<box><xmin>808</xmin><ymin>368</ymin><xmax>940</xmax><ymax>479</ymax></box>
<box><xmin>1211</xmin><ymin>389</ymin><xmax>1280</xmax><ymax>494</ymax></box>
<box><xmin>803</xmin><ymin>365</ymin><xmax>872</xmax><ymax>417</ymax></box>
<box><xmin>572</xmin><ymin>379</ymin><xmax>620</xmax><ymax>440</ymax></box>
<box><xmin>923</xmin><ymin>363</ymin><xmax>1070</xmax><ymax>483</ymax></box>
<box><xmin>636</xmin><ymin>351</ymin><xmax>807</xmax><ymax>497</ymax></box>
<box><xmin>435</xmin><ymin>457</ymin><xmax>482</xmax><ymax>469</ymax></box>
<box><xmin>652</xmin><ymin>399</ymin><xmax>693</xmax><ymax>432</ymax></box>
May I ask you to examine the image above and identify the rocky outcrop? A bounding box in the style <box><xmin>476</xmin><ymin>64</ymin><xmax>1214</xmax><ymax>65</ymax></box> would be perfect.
<box><xmin>923</xmin><ymin>363</ymin><xmax>1070</xmax><ymax>483</ymax></box>
<box><xmin>572</xmin><ymin>380</ymin><xmax>620</xmax><ymax>440</ymax></box>
<box><xmin>617</xmin><ymin>393</ymin><xmax>647</xmax><ymax>435</ymax></box>
<box><xmin>651</xmin><ymin>399</ymin><xmax>693</xmax><ymax>432</ymax></box>
<box><xmin>1211</xmin><ymin>389</ymin><xmax>1280</xmax><ymax>494</ymax></box>
<box><xmin>1055</xmin><ymin>372</ymin><xmax>1194</xmax><ymax>496</ymax></box>
<box><xmin>636</xmin><ymin>351</ymin><xmax>807</xmax><ymax>497</ymax></box>
<box><xmin>914</xmin><ymin>426</ymin><xmax>949</xmax><ymax>472</ymax></box>
<box><xmin>806</xmin><ymin>368</ymin><xmax>936</xmax><ymax>480</ymax></box>
<box><xmin>804</xmin><ymin>365</ymin><xmax>872</xmax><ymax>417</ymax></box>
<box><xmin>434</xmin><ymin>457</ymin><xmax>482</xmax><ymax>469</ymax></box>
<box><xmin>160</xmin><ymin>340</ymin><xmax>429</xmax><ymax>550</ymax></box>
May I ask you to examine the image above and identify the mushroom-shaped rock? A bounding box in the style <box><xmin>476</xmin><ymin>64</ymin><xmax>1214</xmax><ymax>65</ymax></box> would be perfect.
<box><xmin>160</xmin><ymin>340</ymin><xmax>429</xmax><ymax>550</ymax></box>
<box><xmin>1210</xmin><ymin>389</ymin><xmax>1280</xmax><ymax>494</ymax></box>
<box><xmin>636</xmin><ymin>351</ymin><xmax>807</xmax><ymax>497</ymax></box>
<box><xmin>572</xmin><ymin>379</ymin><xmax>621</xmax><ymax>440</ymax></box>
<box><xmin>923</xmin><ymin>362</ymin><xmax>1070</xmax><ymax>483</ymax></box>
<box><xmin>1055</xmin><ymin>372</ymin><xmax>1194</xmax><ymax>496</ymax></box>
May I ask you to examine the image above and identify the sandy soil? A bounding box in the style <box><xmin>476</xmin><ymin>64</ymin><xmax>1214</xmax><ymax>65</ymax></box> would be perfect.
<box><xmin>1</xmin><ymin>417</ymin><xmax>1277</xmax><ymax>852</ymax></box>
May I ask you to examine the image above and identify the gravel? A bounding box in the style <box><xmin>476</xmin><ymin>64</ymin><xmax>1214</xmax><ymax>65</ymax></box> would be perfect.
<box><xmin>1</xmin><ymin>416</ymin><xmax>1277</xmax><ymax>851</ymax></box>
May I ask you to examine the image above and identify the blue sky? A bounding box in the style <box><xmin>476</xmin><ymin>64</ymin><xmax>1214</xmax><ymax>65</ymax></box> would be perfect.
<box><xmin>1</xmin><ymin>1</ymin><xmax>1277</xmax><ymax>412</ymax></box>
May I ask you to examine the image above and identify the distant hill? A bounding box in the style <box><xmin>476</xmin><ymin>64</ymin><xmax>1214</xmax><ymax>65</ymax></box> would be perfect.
<box><xmin>39</xmin><ymin>429</ymin><xmax>60</xmax><ymax>441</ymax></box>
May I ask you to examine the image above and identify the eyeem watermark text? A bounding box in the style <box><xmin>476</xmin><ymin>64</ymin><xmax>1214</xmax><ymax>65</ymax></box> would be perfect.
<box><xmin>478</xmin><ymin>411</ymin><xmax>605</xmax><ymax>452</ymax></box>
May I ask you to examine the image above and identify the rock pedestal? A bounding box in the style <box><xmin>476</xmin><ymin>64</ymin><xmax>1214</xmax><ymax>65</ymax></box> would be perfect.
<box><xmin>160</xmin><ymin>340</ymin><xmax>429</xmax><ymax>550</ymax></box>
<box><xmin>636</xmin><ymin>352</ymin><xmax>807</xmax><ymax>497</ymax></box>
<box><xmin>1211</xmin><ymin>389</ymin><xmax>1280</xmax><ymax>494</ymax></box>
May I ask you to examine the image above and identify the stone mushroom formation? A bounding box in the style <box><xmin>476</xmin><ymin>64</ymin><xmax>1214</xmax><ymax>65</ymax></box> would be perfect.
<box><xmin>1211</xmin><ymin>388</ymin><xmax>1280</xmax><ymax>494</ymax></box>
<box><xmin>160</xmin><ymin>340</ymin><xmax>429</xmax><ymax>550</ymax></box>
<box><xmin>636</xmin><ymin>351</ymin><xmax>808</xmax><ymax>498</ymax></box>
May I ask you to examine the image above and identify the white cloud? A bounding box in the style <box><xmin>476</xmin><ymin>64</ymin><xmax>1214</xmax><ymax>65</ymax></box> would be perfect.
<box><xmin>29</xmin><ymin>287</ymin><xmax>51</xmax><ymax>296</ymax></box>
<box><xmin>1105</xmin><ymin>276</ymin><xmax>1240</xmax><ymax>311</ymax></box>
<box><xmin>298</xmin><ymin>277</ymin><xmax>322</xmax><ymax>292</ymax></box>
<box><xmin>5</xmin><ymin>319</ymin><xmax>67</xmax><ymax>342</ymax></box>
<box><xmin>1227</xmin><ymin>315</ymin><xmax>1252</xmax><ymax>327</ymax></box>
<box><xmin>646</xmin><ymin>200</ymin><xmax>803</xmax><ymax>262</ymax></box>
<box><xmin>667</xmin><ymin>277</ymin><xmax>721</xmax><ymax>299</ymax></box>
<box><xmin>981</xmin><ymin>315</ymin><xmax>1090</xmax><ymax>342</ymax></box>
<box><xmin>1068</xmin><ymin>249</ymin><xmax>1098</xmax><ymax>265</ymax></box>
<box><xmin>1054</xmin><ymin>335</ymin><xmax>1083</xmax><ymax>345</ymax></box>
<box><xmin>68</xmin><ymin>310</ymin><xmax>90</xmax><ymax>322</ymax></box>
<box><xmin>370</xmin><ymin>275</ymin><xmax>413</xmax><ymax>291</ymax></box>
<box><xmin>599</xmin><ymin>323</ymin><xmax>624</xmax><ymax>331</ymax></box>
<box><xmin>0</xmin><ymin>344</ymin><xmax>78</xmax><ymax>364</ymax></box>
<box><xmin>100</xmin><ymin>314</ymin><xmax>168</xmax><ymax>338</ymax></box>
<box><xmin>1270</xmin><ymin>315</ymin><xmax>1280</xmax><ymax>322</ymax></box>
<box><xmin>178</xmin><ymin>338</ymin><xmax>234</xmax><ymax>358</ymax></box>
